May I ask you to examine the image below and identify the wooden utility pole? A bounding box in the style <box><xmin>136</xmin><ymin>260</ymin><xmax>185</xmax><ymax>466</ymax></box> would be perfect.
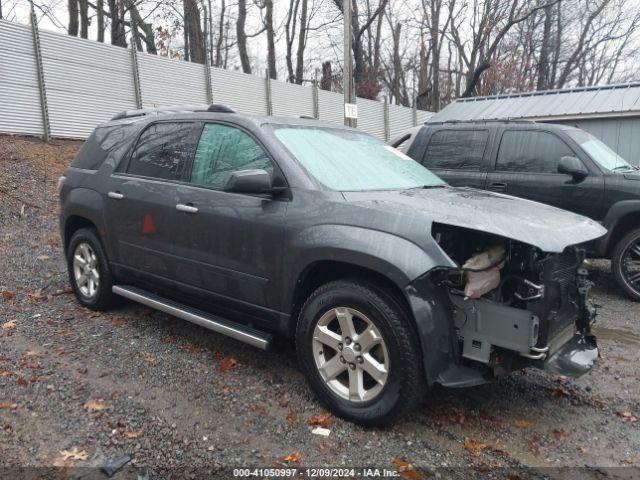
<box><xmin>343</xmin><ymin>0</ymin><xmax>355</xmax><ymax>127</ymax></box>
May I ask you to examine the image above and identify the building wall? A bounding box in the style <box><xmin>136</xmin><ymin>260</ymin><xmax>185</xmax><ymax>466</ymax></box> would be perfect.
<box><xmin>544</xmin><ymin>116</ymin><xmax>640</xmax><ymax>166</ymax></box>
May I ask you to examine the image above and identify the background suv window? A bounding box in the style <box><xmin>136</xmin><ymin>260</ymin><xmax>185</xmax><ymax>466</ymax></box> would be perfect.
<box><xmin>127</xmin><ymin>122</ymin><xmax>200</xmax><ymax>180</ymax></box>
<box><xmin>423</xmin><ymin>129</ymin><xmax>488</xmax><ymax>170</ymax></box>
<box><xmin>496</xmin><ymin>130</ymin><xmax>575</xmax><ymax>173</ymax></box>
<box><xmin>190</xmin><ymin>123</ymin><xmax>273</xmax><ymax>189</ymax></box>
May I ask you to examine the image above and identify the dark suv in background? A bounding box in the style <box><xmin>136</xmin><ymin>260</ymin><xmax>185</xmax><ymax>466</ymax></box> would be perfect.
<box><xmin>393</xmin><ymin>121</ymin><xmax>640</xmax><ymax>301</ymax></box>
<box><xmin>59</xmin><ymin>106</ymin><xmax>605</xmax><ymax>425</ymax></box>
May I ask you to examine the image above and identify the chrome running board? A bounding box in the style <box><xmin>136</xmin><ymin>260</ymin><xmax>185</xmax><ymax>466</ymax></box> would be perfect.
<box><xmin>112</xmin><ymin>285</ymin><xmax>273</xmax><ymax>350</ymax></box>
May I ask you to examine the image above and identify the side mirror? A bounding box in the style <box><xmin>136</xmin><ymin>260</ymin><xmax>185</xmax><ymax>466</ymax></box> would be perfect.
<box><xmin>558</xmin><ymin>156</ymin><xmax>588</xmax><ymax>179</ymax></box>
<box><xmin>224</xmin><ymin>169</ymin><xmax>272</xmax><ymax>194</ymax></box>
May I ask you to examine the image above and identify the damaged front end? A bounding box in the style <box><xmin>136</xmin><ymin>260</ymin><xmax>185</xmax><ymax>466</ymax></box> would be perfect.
<box><xmin>422</xmin><ymin>223</ymin><xmax>598</xmax><ymax>384</ymax></box>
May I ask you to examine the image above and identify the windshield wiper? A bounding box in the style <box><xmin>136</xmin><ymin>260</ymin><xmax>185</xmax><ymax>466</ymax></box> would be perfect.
<box><xmin>612</xmin><ymin>165</ymin><xmax>634</xmax><ymax>171</ymax></box>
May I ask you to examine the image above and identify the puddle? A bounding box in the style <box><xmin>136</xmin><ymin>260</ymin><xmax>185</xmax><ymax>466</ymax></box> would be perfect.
<box><xmin>592</xmin><ymin>326</ymin><xmax>640</xmax><ymax>346</ymax></box>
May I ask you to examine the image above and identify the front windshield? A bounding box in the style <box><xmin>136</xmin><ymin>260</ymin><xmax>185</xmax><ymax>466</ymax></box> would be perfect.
<box><xmin>567</xmin><ymin>129</ymin><xmax>632</xmax><ymax>171</ymax></box>
<box><xmin>271</xmin><ymin>125</ymin><xmax>445</xmax><ymax>191</ymax></box>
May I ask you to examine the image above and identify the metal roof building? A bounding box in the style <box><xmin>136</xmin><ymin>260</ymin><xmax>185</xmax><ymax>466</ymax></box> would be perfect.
<box><xmin>429</xmin><ymin>83</ymin><xmax>640</xmax><ymax>165</ymax></box>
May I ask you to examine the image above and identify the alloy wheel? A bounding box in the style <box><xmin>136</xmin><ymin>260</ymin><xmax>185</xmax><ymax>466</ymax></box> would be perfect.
<box><xmin>73</xmin><ymin>242</ymin><xmax>100</xmax><ymax>299</ymax></box>
<box><xmin>312</xmin><ymin>307</ymin><xmax>389</xmax><ymax>403</ymax></box>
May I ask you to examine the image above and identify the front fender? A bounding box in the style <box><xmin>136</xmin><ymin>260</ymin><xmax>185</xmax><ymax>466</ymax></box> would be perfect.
<box><xmin>596</xmin><ymin>200</ymin><xmax>640</xmax><ymax>255</ymax></box>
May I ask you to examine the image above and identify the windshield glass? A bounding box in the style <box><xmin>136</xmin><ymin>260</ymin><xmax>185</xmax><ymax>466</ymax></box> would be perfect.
<box><xmin>567</xmin><ymin>129</ymin><xmax>632</xmax><ymax>171</ymax></box>
<box><xmin>271</xmin><ymin>125</ymin><xmax>445</xmax><ymax>191</ymax></box>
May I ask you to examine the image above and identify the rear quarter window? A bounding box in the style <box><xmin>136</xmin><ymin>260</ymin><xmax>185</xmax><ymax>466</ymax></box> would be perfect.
<box><xmin>422</xmin><ymin>129</ymin><xmax>489</xmax><ymax>171</ymax></box>
<box><xmin>71</xmin><ymin>124</ymin><xmax>136</xmax><ymax>170</ymax></box>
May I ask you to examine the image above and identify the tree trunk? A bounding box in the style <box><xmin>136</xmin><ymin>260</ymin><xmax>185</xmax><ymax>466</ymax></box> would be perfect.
<box><xmin>79</xmin><ymin>0</ymin><xmax>88</xmax><ymax>38</ymax></box>
<box><xmin>184</xmin><ymin>0</ymin><xmax>205</xmax><ymax>63</ymax></box>
<box><xmin>536</xmin><ymin>4</ymin><xmax>553</xmax><ymax>90</ymax></box>
<box><xmin>68</xmin><ymin>0</ymin><xmax>79</xmax><ymax>36</ymax></box>
<box><xmin>108</xmin><ymin>0</ymin><xmax>126</xmax><ymax>47</ymax></box>
<box><xmin>96</xmin><ymin>0</ymin><xmax>104</xmax><ymax>42</ymax></box>
<box><xmin>265</xmin><ymin>0</ymin><xmax>277</xmax><ymax>79</ymax></box>
<box><xmin>236</xmin><ymin>0</ymin><xmax>251</xmax><ymax>73</ymax></box>
<box><xmin>430</xmin><ymin>0</ymin><xmax>441</xmax><ymax>111</ymax></box>
<box><xmin>294</xmin><ymin>0</ymin><xmax>308</xmax><ymax>84</ymax></box>
<box><xmin>215</xmin><ymin>0</ymin><xmax>226</xmax><ymax>67</ymax></box>
<box><xmin>416</xmin><ymin>38</ymin><xmax>430</xmax><ymax>110</ymax></box>
<box><xmin>320</xmin><ymin>61</ymin><xmax>332</xmax><ymax>90</ymax></box>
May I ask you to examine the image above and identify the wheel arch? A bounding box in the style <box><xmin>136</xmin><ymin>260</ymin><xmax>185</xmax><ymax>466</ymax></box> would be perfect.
<box><xmin>598</xmin><ymin>201</ymin><xmax>640</xmax><ymax>256</ymax></box>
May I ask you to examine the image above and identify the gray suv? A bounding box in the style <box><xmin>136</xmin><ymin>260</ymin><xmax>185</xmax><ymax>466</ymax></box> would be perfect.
<box><xmin>59</xmin><ymin>105</ymin><xmax>605</xmax><ymax>425</ymax></box>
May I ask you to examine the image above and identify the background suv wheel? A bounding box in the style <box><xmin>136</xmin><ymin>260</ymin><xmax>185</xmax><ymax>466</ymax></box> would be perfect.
<box><xmin>296</xmin><ymin>279</ymin><xmax>426</xmax><ymax>426</ymax></box>
<box><xmin>612</xmin><ymin>227</ymin><xmax>640</xmax><ymax>302</ymax></box>
<box><xmin>67</xmin><ymin>228</ymin><xmax>118</xmax><ymax>310</ymax></box>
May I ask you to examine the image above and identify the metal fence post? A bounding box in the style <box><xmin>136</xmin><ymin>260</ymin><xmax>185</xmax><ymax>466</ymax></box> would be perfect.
<box><xmin>29</xmin><ymin>3</ymin><xmax>51</xmax><ymax>142</ymax></box>
<box><xmin>130</xmin><ymin>44</ymin><xmax>143</xmax><ymax>109</ymax></box>
<box><xmin>312</xmin><ymin>70</ymin><xmax>320</xmax><ymax>119</ymax></box>
<box><xmin>383</xmin><ymin>97</ymin><xmax>390</xmax><ymax>141</ymax></box>
<box><xmin>204</xmin><ymin>41</ymin><xmax>213</xmax><ymax>105</ymax></box>
<box><xmin>265</xmin><ymin>68</ymin><xmax>273</xmax><ymax>115</ymax></box>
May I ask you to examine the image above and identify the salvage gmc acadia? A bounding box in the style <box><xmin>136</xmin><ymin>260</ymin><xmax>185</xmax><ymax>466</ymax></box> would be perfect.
<box><xmin>58</xmin><ymin>105</ymin><xmax>606</xmax><ymax>425</ymax></box>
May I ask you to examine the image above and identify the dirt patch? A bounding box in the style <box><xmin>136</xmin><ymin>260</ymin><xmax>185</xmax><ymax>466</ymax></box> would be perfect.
<box><xmin>0</xmin><ymin>134</ymin><xmax>83</xmax><ymax>178</ymax></box>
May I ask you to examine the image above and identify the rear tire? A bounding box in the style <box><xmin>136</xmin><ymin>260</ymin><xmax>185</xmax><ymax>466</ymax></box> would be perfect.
<box><xmin>67</xmin><ymin>228</ymin><xmax>118</xmax><ymax>311</ymax></box>
<box><xmin>295</xmin><ymin>279</ymin><xmax>426</xmax><ymax>426</ymax></box>
<box><xmin>612</xmin><ymin>227</ymin><xmax>640</xmax><ymax>302</ymax></box>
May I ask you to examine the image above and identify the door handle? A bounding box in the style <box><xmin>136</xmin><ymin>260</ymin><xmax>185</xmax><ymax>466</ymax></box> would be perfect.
<box><xmin>488</xmin><ymin>182</ymin><xmax>507</xmax><ymax>192</ymax></box>
<box><xmin>176</xmin><ymin>203</ymin><xmax>198</xmax><ymax>214</ymax></box>
<box><xmin>108</xmin><ymin>191</ymin><xmax>124</xmax><ymax>199</ymax></box>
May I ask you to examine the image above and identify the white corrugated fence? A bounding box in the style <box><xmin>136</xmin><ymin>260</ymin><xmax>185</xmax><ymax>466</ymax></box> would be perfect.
<box><xmin>0</xmin><ymin>19</ymin><xmax>432</xmax><ymax>141</ymax></box>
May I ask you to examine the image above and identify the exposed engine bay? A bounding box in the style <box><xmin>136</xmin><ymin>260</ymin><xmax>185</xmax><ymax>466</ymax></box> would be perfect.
<box><xmin>431</xmin><ymin>223</ymin><xmax>597</xmax><ymax>377</ymax></box>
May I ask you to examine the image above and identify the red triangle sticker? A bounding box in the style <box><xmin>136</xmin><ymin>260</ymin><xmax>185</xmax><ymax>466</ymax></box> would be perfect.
<box><xmin>142</xmin><ymin>214</ymin><xmax>156</xmax><ymax>235</ymax></box>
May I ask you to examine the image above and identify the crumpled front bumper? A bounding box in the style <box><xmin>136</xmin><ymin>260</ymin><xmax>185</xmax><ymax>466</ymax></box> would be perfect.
<box><xmin>543</xmin><ymin>333</ymin><xmax>598</xmax><ymax>377</ymax></box>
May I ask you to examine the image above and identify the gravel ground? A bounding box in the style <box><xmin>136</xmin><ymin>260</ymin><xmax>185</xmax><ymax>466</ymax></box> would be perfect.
<box><xmin>1</xmin><ymin>135</ymin><xmax>639</xmax><ymax>479</ymax></box>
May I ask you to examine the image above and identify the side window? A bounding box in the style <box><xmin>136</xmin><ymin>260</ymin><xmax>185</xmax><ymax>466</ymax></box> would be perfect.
<box><xmin>423</xmin><ymin>129</ymin><xmax>488</xmax><ymax>171</ymax></box>
<box><xmin>190</xmin><ymin>123</ymin><xmax>273</xmax><ymax>189</ymax></box>
<box><xmin>496</xmin><ymin>130</ymin><xmax>575</xmax><ymax>173</ymax></box>
<box><xmin>127</xmin><ymin>122</ymin><xmax>200</xmax><ymax>180</ymax></box>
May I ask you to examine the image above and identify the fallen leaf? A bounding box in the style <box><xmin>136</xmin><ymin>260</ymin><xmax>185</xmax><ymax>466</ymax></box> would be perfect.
<box><xmin>282</xmin><ymin>451</ymin><xmax>301</xmax><ymax>463</ymax></box>
<box><xmin>16</xmin><ymin>378</ymin><xmax>28</xmax><ymax>387</ymax></box>
<box><xmin>83</xmin><ymin>399</ymin><xmax>105</xmax><ymax>412</ymax></box>
<box><xmin>144</xmin><ymin>354</ymin><xmax>156</xmax><ymax>365</ymax></box>
<box><xmin>514</xmin><ymin>419</ymin><xmax>534</xmax><ymax>429</ymax></box>
<box><xmin>182</xmin><ymin>343</ymin><xmax>203</xmax><ymax>354</ymax></box>
<box><xmin>0</xmin><ymin>401</ymin><xmax>17</xmax><ymax>410</ymax></box>
<box><xmin>277</xmin><ymin>396</ymin><xmax>290</xmax><ymax>408</ymax></box>
<box><xmin>53</xmin><ymin>448</ymin><xmax>89</xmax><ymax>467</ymax></box>
<box><xmin>392</xmin><ymin>458</ymin><xmax>423</xmax><ymax>480</ymax></box>
<box><xmin>1</xmin><ymin>320</ymin><xmax>16</xmax><ymax>330</ymax></box>
<box><xmin>25</xmin><ymin>349</ymin><xmax>41</xmax><ymax>357</ymax></box>
<box><xmin>122</xmin><ymin>428</ymin><xmax>143</xmax><ymax>439</ymax></box>
<box><xmin>463</xmin><ymin>438</ymin><xmax>490</xmax><ymax>456</ymax></box>
<box><xmin>551</xmin><ymin>387</ymin><xmax>568</xmax><ymax>398</ymax></box>
<box><xmin>554</xmin><ymin>428</ymin><xmax>569</xmax><ymax>441</ymax></box>
<box><xmin>619</xmin><ymin>411</ymin><xmax>638</xmax><ymax>423</ymax></box>
<box><xmin>28</xmin><ymin>290</ymin><xmax>48</xmax><ymax>302</ymax></box>
<box><xmin>36</xmin><ymin>255</ymin><xmax>50</xmax><ymax>261</ymax></box>
<box><xmin>307</xmin><ymin>412</ymin><xmax>332</xmax><ymax>428</ymax></box>
<box><xmin>219</xmin><ymin>356</ymin><xmax>237</xmax><ymax>373</ymax></box>
<box><xmin>317</xmin><ymin>443</ymin><xmax>326</xmax><ymax>453</ymax></box>
<box><xmin>162</xmin><ymin>336</ymin><xmax>174</xmax><ymax>345</ymax></box>
<box><xmin>577</xmin><ymin>445</ymin><xmax>589</xmax><ymax>453</ymax></box>
<box><xmin>528</xmin><ymin>441</ymin><xmax>541</xmax><ymax>456</ymax></box>
<box><xmin>625</xmin><ymin>458</ymin><xmax>637</xmax><ymax>465</ymax></box>
<box><xmin>590</xmin><ymin>396</ymin><xmax>606</xmax><ymax>406</ymax></box>
<box><xmin>3</xmin><ymin>424</ymin><xmax>12</xmax><ymax>433</ymax></box>
<box><xmin>1</xmin><ymin>291</ymin><xmax>14</xmax><ymax>301</ymax></box>
<box><xmin>286</xmin><ymin>410</ymin><xmax>297</xmax><ymax>424</ymax></box>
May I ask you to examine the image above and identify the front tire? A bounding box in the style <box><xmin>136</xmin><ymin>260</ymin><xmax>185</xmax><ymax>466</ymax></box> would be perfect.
<box><xmin>295</xmin><ymin>279</ymin><xmax>426</xmax><ymax>426</ymax></box>
<box><xmin>67</xmin><ymin>228</ymin><xmax>118</xmax><ymax>311</ymax></box>
<box><xmin>612</xmin><ymin>227</ymin><xmax>640</xmax><ymax>302</ymax></box>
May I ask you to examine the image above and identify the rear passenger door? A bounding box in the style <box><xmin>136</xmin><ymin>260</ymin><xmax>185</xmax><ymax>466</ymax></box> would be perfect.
<box><xmin>486</xmin><ymin>129</ymin><xmax>604</xmax><ymax>217</ymax></box>
<box><xmin>170</xmin><ymin>122</ymin><xmax>287</xmax><ymax>315</ymax></box>
<box><xmin>106</xmin><ymin>121</ymin><xmax>201</xmax><ymax>279</ymax></box>
<box><xmin>419</xmin><ymin>128</ymin><xmax>490</xmax><ymax>188</ymax></box>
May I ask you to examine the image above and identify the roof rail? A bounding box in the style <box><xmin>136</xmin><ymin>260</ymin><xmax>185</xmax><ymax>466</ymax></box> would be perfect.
<box><xmin>426</xmin><ymin>118</ymin><xmax>537</xmax><ymax>125</ymax></box>
<box><xmin>110</xmin><ymin>104</ymin><xmax>236</xmax><ymax>121</ymax></box>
